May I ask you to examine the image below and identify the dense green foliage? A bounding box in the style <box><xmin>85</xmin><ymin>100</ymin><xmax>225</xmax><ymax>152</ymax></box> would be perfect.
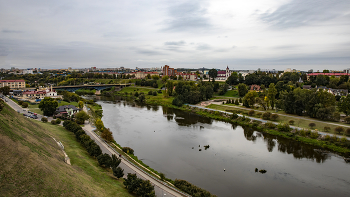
<box><xmin>174</xmin><ymin>179</ymin><xmax>217</xmax><ymax>197</ymax></box>
<box><xmin>38</xmin><ymin>97</ymin><xmax>58</xmax><ymax>116</ymax></box>
<box><xmin>123</xmin><ymin>173</ymin><xmax>155</xmax><ymax>197</ymax></box>
<box><xmin>172</xmin><ymin>81</ymin><xmax>214</xmax><ymax>106</ymax></box>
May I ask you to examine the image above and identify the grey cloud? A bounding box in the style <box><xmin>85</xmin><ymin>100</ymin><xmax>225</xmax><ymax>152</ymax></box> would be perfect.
<box><xmin>273</xmin><ymin>45</ymin><xmax>300</xmax><ymax>50</ymax></box>
<box><xmin>134</xmin><ymin>48</ymin><xmax>164</xmax><ymax>56</ymax></box>
<box><xmin>163</xmin><ymin>1</ymin><xmax>212</xmax><ymax>32</ymax></box>
<box><xmin>259</xmin><ymin>0</ymin><xmax>350</xmax><ymax>29</ymax></box>
<box><xmin>2</xmin><ymin>29</ymin><xmax>23</xmax><ymax>33</ymax></box>
<box><xmin>164</xmin><ymin>40</ymin><xmax>186</xmax><ymax>46</ymax></box>
<box><xmin>196</xmin><ymin>43</ymin><xmax>211</xmax><ymax>50</ymax></box>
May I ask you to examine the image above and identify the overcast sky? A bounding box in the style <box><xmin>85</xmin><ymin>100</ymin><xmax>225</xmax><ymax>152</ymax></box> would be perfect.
<box><xmin>0</xmin><ymin>0</ymin><xmax>349</xmax><ymax>71</ymax></box>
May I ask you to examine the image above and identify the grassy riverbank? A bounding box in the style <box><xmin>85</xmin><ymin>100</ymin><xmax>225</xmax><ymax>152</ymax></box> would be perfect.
<box><xmin>0</xmin><ymin>103</ymin><xmax>132</xmax><ymax>197</ymax></box>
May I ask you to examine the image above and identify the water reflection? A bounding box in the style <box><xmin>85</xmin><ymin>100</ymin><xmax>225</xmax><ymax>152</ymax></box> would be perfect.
<box><xmin>96</xmin><ymin>96</ymin><xmax>332</xmax><ymax>163</ymax></box>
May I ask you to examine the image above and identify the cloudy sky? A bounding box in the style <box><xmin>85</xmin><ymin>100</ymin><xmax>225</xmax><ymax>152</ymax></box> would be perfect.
<box><xmin>0</xmin><ymin>0</ymin><xmax>349</xmax><ymax>71</ymax></box>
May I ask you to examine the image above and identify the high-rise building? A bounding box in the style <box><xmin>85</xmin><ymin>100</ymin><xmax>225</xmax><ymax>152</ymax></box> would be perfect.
<box><xmin>162</xmin><ymin>65</ymin><xmax>177</xmax><ymax>76</ymax></box>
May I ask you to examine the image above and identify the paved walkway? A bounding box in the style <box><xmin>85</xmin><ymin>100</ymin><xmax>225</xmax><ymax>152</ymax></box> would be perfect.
<box><xmin>187</xmin><ymin>104</ymin><xmax>350</xmax><ymax>140</ymax></box>
<box><xmin>83</xmin><ymin>106</ymin><xmax>189</xmax><ymax>197</ymax></box>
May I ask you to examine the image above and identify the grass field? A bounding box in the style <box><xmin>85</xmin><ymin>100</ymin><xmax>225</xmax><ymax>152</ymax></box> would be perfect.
<box><xmin>0</xmin><ymin>103</ymin><xmax>132</xmax><ymax>197</ymax></box>
<box><xmin>207</xmin><ymin>104</ymin><xmax>350</xmax><ymax>136</ymax></box>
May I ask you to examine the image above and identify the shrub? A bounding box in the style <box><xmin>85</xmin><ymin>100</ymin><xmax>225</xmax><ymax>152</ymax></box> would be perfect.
<box><xmin>21</xmin><ymin>102</ymin><xmax>28</xmax><ymax>108</ymax></box>
<box><xmin>331</xmin><ymin>135</ymin><xmax>338</xmax><ymax>142</ymax></box>
<box><xmin>230</xmin><ymin>113</ymin><xmax>239</xmax><ymax>119</ymax></box>
<box><xmin>122</xmin><ymin>147</ymin><xmax>134</xmax><ymax>155</ymax></box>
<box><xmin>270</xmin><ymin>114</ymin><xmax>279</xmax><ymax>121</ymax></box>
<box><xmin>235</xmin><ymin>99</ymin><xmax>239</xmax><ymax>105</ymax></box>
<box><xmin>18</xmin><ymin>100</ymin><xmax>23</xmax><ymax>105</ymax></box>
<box><xmin>324</xmin><ymin>135</ymin><xmax>331</xmax><ymax>141</ymax></box>
<box><xmin>346</xmin><ymin>128</ymin><xmax>350</xmax><ymax>136</ymax></box>
<box><xmin>333</xmin><ymin>112</ymin><xmax>340</xmax><ymax>121</ymax></box>
<box><xmin>53</xmin><ymin>115</ymin><xmax>56</xmax><ymax>119</ymax></box>
<box><xmin>334</xmin><ymin>126</ymin><xmax>344</xmax><ymax>134</ymax></box>
<box><xmin>340</xmin><ymin>137</ymin><xmax>348</xmax><ymax>143</ymax></box>
<box><xmin>310</xmin><ymin>131</ymin><xmax>319</xmax><ymax>139</ymax></box>
<box><xmin>153</xmin><ymin>91</ymin><xmax>157</xmax><ymax>96</ymax></box>
<box><xmin>56</xmin><ymin>118</ymin><xmax>61</xmax><ymax>124</ymax></box>
<box><xmin>277</xmin><ymin>123</ymin><xmax>291</xmax><ymax>132</ymax></box>
<box><xmin>265</xmin><ymin>122</ymin><xmax>275</xmax><ymax>129</ymax></box>
<box><xmin>299</xmin><ymin>129</ymin><xmax>306</xmax><ymax>136</ymax></box>
<box><xmin>324</xmin><ymin>127</ymin><xmax>331</xmax><ymax>132</ymax></box>
<box><xmin>289</xmin><ymin>120</ymin><xmax>295</xmax><ymax>125</ymax></box>
<box><xmin>248</xmin><ymin>110</ymin><xmax>255</xmax><ymax>116</ymax></box>
<box><xmin>308</xmin><ymin>123</ymin><xmax>316</xmax><ymax>129</ymax></box>
<box><xmin>148</xmin><ymin>90</ymin><xmax>153</xmax><ymax>95</ymax></box>
<box><xmin>134</xmin><ymin>92</ymin><xmax>139</xmax><ymax>97</ymax></box>
<box><xmin>262</xmin><ymin>112</ymin><xmax>271</xmax><ymax>120</ymax></box>
<box><xmin>51</xmin><ymin>120</ymin><xmax>56</xmax><ymax>124</ymax></box>
<box><xmin>97</xmin><ymin>153</ymin><xmax>112</xmax><ymax>168</ymax></box>
<box><xmin>305</xmin><ymin>130</ymin><xmax>311</xmax><ymax>136</ymax></box>
<box><xmin>344</xmin><ymin>117</ymin><xmax>350</xmax><ymax>124</ymax></box>
<box><xmin>41</xmin><ymin>117</ymin><xmax>48</xmax><ymax>122</ymax></box>
<box><xmin>256</xmin><ymin>112</ymin><xmax>262</xmax><ymax>117</ymax></box>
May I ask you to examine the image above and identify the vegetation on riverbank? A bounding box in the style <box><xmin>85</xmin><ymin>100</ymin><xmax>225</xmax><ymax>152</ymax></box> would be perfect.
<box><xmin>107</xmin><ymin>86</ymin><xmax>350</xmax><ymax>157</ymax></box>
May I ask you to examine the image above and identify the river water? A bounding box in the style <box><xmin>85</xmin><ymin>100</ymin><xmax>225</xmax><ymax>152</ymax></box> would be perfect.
<box><xmin>97</xmin><ymin>97</ymin><xmax>350</xmax><ymax>197</ymax></box>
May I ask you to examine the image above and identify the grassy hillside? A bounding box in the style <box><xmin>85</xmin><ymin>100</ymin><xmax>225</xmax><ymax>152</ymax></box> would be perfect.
<box><xmin>0</xmin><ymin>103</ymin><xmax>132</xmax><ymax>197</ymax></box>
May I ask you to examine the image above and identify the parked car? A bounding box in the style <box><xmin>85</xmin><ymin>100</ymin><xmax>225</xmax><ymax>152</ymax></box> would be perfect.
<box><xmin>32</xmin><ymin>116</ymin><xmax>38</xmax><ymax>119</ymax></box>
<box><xmin>23</xmin><ymin>114</ymin><xmax>27</xmax><ymax>116</ymax></box>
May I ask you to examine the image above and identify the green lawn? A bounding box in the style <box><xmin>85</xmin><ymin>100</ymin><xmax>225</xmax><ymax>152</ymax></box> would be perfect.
<box><xmin>208</xmin><ymin>104</ymin><xmax>350</xmax><ymax>136</ymax></box>
<box><xmin>0</xmin><ymin>104</ymin><xmax>132</xmax><ymax>197</ymax></box>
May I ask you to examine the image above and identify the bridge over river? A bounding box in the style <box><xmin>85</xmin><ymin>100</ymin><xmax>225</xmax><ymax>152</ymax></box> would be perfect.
<box><xmin>52</xmin><ymin>83</ymin><xmax>131</xmax><ymax>92</ymax></box>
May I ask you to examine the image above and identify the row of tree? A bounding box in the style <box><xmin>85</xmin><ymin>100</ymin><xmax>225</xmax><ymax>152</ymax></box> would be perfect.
<box><xmin>62</xmin><ymin>120</ymin><xmax>126</xmax><ymax>180</ymax></box>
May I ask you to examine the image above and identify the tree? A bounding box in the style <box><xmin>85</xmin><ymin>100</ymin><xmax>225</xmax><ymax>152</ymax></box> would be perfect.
<box><xmin>238</xmin><ymin>83</ymin><xmax>248</xmax><ymax>97</ymax></box>
<box><xmin>243</xmin><ymin>91</ymin><xmax>258</xmax><ymax>107</ymax></box>
<box><xmin>309</xmin><ymin>123</ymin><xmax>316</xmax><ymax>129</ymax></box>
<box><xmin>338</xmin><ymin>95</ymin><xmax>350</xmax><ymax>116</ymax></box>
<box><xmin>97</xmin><ymin>153</ymin><xmax>112</xmax><ymax>168</ymax></box>
<box><xmin>21</xmin><ymin>102</ymin><xmax>29</xmax><ymax>108</ymax></box>
<box><xmin>208</xmin><ymin>69</ymin><xmax>217</xmax><ymax>82</ymax></box>
<box><xmin>136</xmin><ymin>180</ymin><xmax>155</xmax><ymax>197</ymax></box>
<box><xmin>111</xmin><ymin>154</ymin><xmax>121</xmax><ymax>168</ymax></box>
<box><xmin>113</xmin><ymin>167</ymin><xmax>124</xmax><ymax>179</ymax></box>
<box><xmin>0</xmin><ymin>100</ymin><xmax>4</xmax><ymax>112</ymax></box>
<box><xmin>267</xmin><ymin>83</ymin><xmax>277</xmax><ymax>109</ymax></box>
<box><xmin>95</xmin><ymin>118</ymin><xmax>104</xmax><ymax>131</ymax></box>
<box><xmin>166</xmin><ymin>81</ymin><xmax>174</xmax><ymax>96</ymax></box>
<box><xmin>146</xmin><ymin>74</ymin><xmax>151</xmax><ymax>79</ymax></box>
<box><xmin>41</xmin><ymin>117</ymin><xmax>48</xmax><ymax>122</ymax></box>
<box><xmin>334</xmin><ymin>126</ymin><xmax>344</xmax><ymax>134</ymax></box>
<box><xmin>101</xmin><ymin>128</ymin><xmax>115</xmax><ymax>142</ymax></box>
<box><xmin>38</xmin><ymin>97</ymin><xmax>58</xmax><ymax>116</ymax></box>
<box><xmin>161</xmin><ymin>75</ymin><xmax>169</xmax><ymax>83</ymax></box>
<box><xmin>124</xmin><ymin>173</ymin><xmax>142</xmax><ymax>193</ymax></box>
<box><xmin>151</xmin><ymin>75</ymin><xmax>160</xmax><ymax>80</ymax></box>
<box><xmin>226</xmin><ymin>72</ymin><xmax>238</xmax><ymax>85</ymax></box>
<box><xmin>137</xmin><ymin>94</ymin><xmax>146</xmax><ymax>103</ymax></box>
<box><xmin>75</xmin><ymin>111</ymin><xmax>89</xmax><ymax>124</ymax></box>
<box><xmin>0</xmin><ymin>86</ymin><xmax>10</xmax><ymax>95</ymax></box>
<box><xmin>346</xmin><ymin>128</ymin><xmax>350</xmax><ymax>136</ymax></box>
<box><xmin>78</xmin><ymin>101</ymin><xmax>84</xmax><ymax>108</ymax></box>
<box><xmin>270</xmin><ymin>114</ymin><xmax>279</xmax><ymax>121</ymax></box>
<box><xmin>345</xmin><ymin>117</ymin><xmax>350</xmax><ymax>124</ymax></box>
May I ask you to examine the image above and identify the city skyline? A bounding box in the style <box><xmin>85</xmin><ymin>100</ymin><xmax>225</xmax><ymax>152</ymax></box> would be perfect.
<box><xmin>0</xmin><ymin>0</ymin><xmax>349</xmax><ymax>70</ymax></box>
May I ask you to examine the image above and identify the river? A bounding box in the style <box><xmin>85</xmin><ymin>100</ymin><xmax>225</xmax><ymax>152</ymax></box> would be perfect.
<box><xmin>96</xmin><ymin>97</ymin><xmax>350</xmax><ymax>197</ymax></box>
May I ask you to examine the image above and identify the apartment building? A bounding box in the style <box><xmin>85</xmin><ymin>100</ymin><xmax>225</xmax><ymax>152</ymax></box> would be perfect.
<box><xmin>0</xmin><ymin>80</ymin><xmax>26</xmax><ymax>89</ymax></box>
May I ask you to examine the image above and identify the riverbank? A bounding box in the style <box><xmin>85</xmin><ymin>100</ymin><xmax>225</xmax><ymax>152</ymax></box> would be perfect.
<box><xmin>108</xmin><ymin>86</ymin><xmax>350</xmax><ymax>157</ymax></box>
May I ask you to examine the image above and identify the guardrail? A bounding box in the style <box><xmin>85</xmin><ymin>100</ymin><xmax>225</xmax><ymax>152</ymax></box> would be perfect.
<box><xmin>86</xmin><ymin>126</ymin><xmax>190</xmax><ymax>197</ymax></box>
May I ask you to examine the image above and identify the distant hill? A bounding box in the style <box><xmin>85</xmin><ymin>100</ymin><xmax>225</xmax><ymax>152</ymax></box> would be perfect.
<box><xmin>0</xmin><ymin>103</ymin><xmax>132</xmax><ymax>197</ymax></box>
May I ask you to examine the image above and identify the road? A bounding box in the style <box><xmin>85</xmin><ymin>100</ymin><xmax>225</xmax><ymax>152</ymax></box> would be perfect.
<box><xmin>82</xmin><ymin>106</ymin><xmax>189</xmax><ymax>197</ymax></box>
